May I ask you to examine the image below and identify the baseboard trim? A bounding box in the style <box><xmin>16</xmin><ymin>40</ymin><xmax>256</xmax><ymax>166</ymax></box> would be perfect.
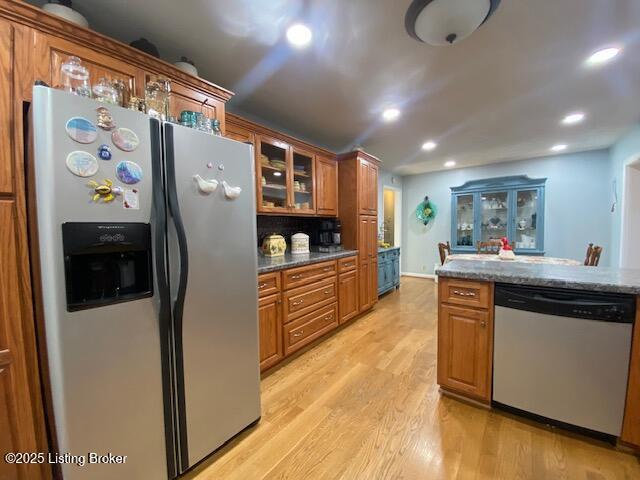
<box><xmin>401</xmin><ymin>272</ymin><xmax>436</xmax><ymax>279</ymax></box>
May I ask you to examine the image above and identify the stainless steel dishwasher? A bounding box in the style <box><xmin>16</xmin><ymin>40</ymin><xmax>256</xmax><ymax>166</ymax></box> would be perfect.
<box><xmin>493</xmin><ymin>284</ymin><xmax>635</xmax><ymax>438</ymax></box>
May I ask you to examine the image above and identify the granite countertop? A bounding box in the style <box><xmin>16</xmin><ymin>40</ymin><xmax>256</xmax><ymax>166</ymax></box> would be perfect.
<box><xmin>378</xmin><ymin>246</ymin><xmax>401</xmax><ymax>253</ymax></box>
<box><xmin>436</xmin><ymin>260</ymin><xmax>640</xmax><ymax>295</ymax></box>
<box><xmin>258</xmin><ymin>249</ymin><xmax>358</xmax><ymax>274</ymax></box>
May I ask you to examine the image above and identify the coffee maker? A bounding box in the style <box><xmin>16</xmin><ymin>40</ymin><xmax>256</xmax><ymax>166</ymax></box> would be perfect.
<box><xmin>318</xmin><ymin>219</ymin><xmax>342</xmax><ymax>252</ymax></box>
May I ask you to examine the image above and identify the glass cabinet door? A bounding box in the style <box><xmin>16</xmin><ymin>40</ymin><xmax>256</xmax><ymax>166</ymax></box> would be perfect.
<box><xmin>514</xmin><ymin>189</ymin><xmax>539</xmax><ymax>250</ymax></box>
<box><xmin>454</xmin><ymin>194</ymin><xmax>475</xmax><ymax>248</ymax></box>
<box><xmin>480</xmin><ymin>191</ymin><xmax>508</xmax><ymax>242</ymax></box>
<box><xmin>291</xmin><ymin>148</ymin><xmax>315</xmax><ymax>214</ymax></box>
<box><xmin>257</xmin><ymin>137</ymin><xmax>290</xmax><ymax>212</ymax></box>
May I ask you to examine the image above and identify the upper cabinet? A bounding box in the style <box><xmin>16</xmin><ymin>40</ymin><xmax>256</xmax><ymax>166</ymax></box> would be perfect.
<box><xmin>358</xmin><ymin>157</ymin><xmax>378</xmax><ymax>215</ymax></box>
<box><xmin>316</xmin><ymin>155</ymin><xmax>338</xmax><ymax>216</ymax></box>
<box><xmin>451</xmin><ymin>176</ymin><xmax>546</xmax><ymax>255</ymax></box>
<box><xmin>227</xmin><ymin>113</ymin><xmax>338</xmax><ymax>217</ymax></box>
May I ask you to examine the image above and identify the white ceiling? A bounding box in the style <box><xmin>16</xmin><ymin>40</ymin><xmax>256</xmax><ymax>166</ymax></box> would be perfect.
<box><xmin>35</xmin><ymin>0</ymin><xmax>640</xmax><ymax>174</ymax></box>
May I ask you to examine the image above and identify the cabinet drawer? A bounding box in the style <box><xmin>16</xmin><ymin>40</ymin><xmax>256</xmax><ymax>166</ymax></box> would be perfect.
<box><xmin>338</xmin><ymin>256</ymin><xmax>357</xmax><ymax>273</ymax></box>
<box><xmin>284</xmin><ymin>277</ymin><xmax>337</xmax><ymax>322</ymax></box>
<box><xmin>439</xmin><ymin>277</ymin><xmax>491</xmax><ymax>309</ymax></box>
<box><xmin>258</xmin><ymin>272</ymin><xmax>281</xmax><ymax>298</ymax></box>
<box><xmin>283</xmin><ymin>260</ymin><xmax>337</xmax><ymax>290</ymax></box>
<box><xmin>284</xmin><ymin>303</ymin><xmax>338</xmax><ymax>356</ymax></box>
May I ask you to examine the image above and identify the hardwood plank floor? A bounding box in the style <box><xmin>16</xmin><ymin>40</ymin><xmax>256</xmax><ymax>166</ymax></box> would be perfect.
<box><xmin>188</xmin><ymin>277</ymin><xmax>640</xmax><ymax>479</ymax></box>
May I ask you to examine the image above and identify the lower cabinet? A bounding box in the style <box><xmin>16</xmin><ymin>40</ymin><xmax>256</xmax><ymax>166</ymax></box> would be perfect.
<box><xmin>258</xmin><ymin>293</ymin><xmax>283</xmax><ymax>371</ymax></box>
<box><xmin>377</xmin><ymin>248</ymin><xmax>400</xmax><ymax>296</ymax></box>
<box><xmin>437</xmin><ymin>278</ymin><xmax>494</xmax><ymax>403</ymax></box>
<box><xmin>338</xmin><ymin>269</ymin><xmax>358</xmax><ymax>324</ymax></box>
<box><xmin>257</xmin><ymin>257</ymin><xmax>360</xmax><ymax>372</ymax></box>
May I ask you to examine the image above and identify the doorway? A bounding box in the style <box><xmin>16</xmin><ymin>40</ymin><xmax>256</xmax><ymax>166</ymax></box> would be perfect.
<box><xmin>621</xmin><ymin>158</ymin><xmax>640</xmax><ymax>268</ymax></box>
<box><xmin>383</xmin><ymin>186</ymin><xmax>402</xmax><ymax>247</ymax></box>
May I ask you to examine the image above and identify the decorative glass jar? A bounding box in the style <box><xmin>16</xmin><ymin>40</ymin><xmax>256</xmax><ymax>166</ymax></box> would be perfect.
<box><xmin>92</xmin><ymin>77</ymin><xmax>118</xmax><ymax>104</ymax></box>
<box><xmin>59</xmin><ymin>56</ymin><xmax>91</xmax><ymax>98</ymax></box>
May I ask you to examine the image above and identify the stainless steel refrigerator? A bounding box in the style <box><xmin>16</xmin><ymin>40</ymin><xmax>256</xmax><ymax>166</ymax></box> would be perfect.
<box><xmin>30</xmin><ymin>86</ymin><xmax>261</xmax><ymax>479</ymax></box>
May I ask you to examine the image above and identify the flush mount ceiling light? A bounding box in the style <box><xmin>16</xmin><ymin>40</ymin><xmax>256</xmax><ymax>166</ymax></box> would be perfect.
<box><xmin>422</xmin><ymin>140</ymin><xmax>437</xmax><ymax>151</ymax></box>
<box><xmin>444</xmin><ymin>160</ymin><xmax>456</xmax><ymax>167</ymax></box>
<box><xmin>405</xmin><ymin>0</ymin><xmax>501</xmax><ymax>46</ymax></box>
<box><xmin>562</xmin><ymin>112</ymin><xmax>585</xmax><ymax>125</ymax></box>
<box><xmin>382</xmin><ymin>108</ymin><xmax>401</xmax><ymax>122</ymax></box>
<box><xmin>550</xmin><ymin>144</ymin><xmax>568</xmax><ymax>152</ymax></box>
<box><xmin>286</xmin><ymin>24</ymin><xmax>312</xmax><ymax>48</ymax></box>
<box><xmin>586</xmin><ymin>47</ymin><xmax>621</xmax><ymax>66</ymax></box>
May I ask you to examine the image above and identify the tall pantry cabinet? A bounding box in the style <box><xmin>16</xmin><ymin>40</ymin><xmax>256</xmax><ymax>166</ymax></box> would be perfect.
<box><xmin>337</xmin><ymin>150</ymin><xmax>380</xmax><ymax>313</ymax></box>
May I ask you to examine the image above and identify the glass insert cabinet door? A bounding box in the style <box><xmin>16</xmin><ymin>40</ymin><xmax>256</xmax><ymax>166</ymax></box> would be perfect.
<box><xmin>257</xmin><ymin>136</ymin><xmax>290</xmax><ymax>212</ymax></box>
<box><xmin>450</xmin><ymin>176</ymin><xmax>546</xmax><ymax>254</ymax></box>
<box><xmin>480</xmin><ymin>191</ymin><xmax>508</xmax><ymax>242</ymax></box>
<box><xmin>454</xmin><ymin>194</ymin><xmax>474</xmax><ymax>247</ymax></box>
<box><xmin>291</xmin><ymin>147</ymin><xmax>315</xmax><ymax>214</ymax></box>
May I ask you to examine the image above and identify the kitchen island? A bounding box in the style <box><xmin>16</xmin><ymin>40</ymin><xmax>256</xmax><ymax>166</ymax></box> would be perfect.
<box><xmin>436</xmin><ymin>259</ymin><xmax>640</xmax><ymax>450</ymax></box>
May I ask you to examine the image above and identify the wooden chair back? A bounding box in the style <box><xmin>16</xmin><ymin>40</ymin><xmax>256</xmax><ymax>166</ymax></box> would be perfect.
<box><xmin>584</xmin><ymin>243</ymin><xmax>603</xmax><ymax>266</ymax></box>
<box><xmin>438</xmin><ymin>241</ymin><xmax>451</xmax><ymax>265</ymax></box>
<box><xmin>476</xmin><ymin>240</ymin><xmax>502</xmax><ymax>254</ymax></box>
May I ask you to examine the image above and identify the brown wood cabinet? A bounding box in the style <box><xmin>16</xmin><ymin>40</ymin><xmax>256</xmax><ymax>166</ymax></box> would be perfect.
<box><xmin>437</xmin><ymin>278</ymin><xmax>494</xmax><ymax>404</ymax></box>
<box><xmin>225</xmin><ymin>113</ymin><xmax>338</xmax><ymax>217</ymax></box>
<box><xmin>338</xmin><ymin>268</ymin><xmax>359</xmax><ymax>324</ymax></box>
<box><xmin>316</xmin><ymin>155</ymin><xmax>338</xmax><ymax>216</ymax></box>
<box><xmin>622</xmin><ymin>297</ymin><xmax>640</xmax><ymax>448</ymax></box>
<box><xmin>258</xmin><ymin>293</ymin><xmax>283</xmax><ymax>371</ymax></box>
<box><xmin>338</xmin><ymin>150</ymin><xmax>381</xmax><ymax>314</ymax></box>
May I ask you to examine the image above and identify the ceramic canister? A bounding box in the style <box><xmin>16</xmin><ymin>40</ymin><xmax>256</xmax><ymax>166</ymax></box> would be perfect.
<box><xmin>291</xmin><ymin>233</ymin><xmax>310</xmax><ymax>255</ymax></box>
<box><xmin>262</xmin><ymin>233</ymin><xmax>287</xmax><ymax>257</ymax></box>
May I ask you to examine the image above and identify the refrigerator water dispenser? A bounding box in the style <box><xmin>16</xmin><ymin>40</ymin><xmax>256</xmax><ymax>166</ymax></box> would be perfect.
<box><xmin>62</xmin><ymin>222</ymin><xmax>153</xmax><ymax>311</ymax></box>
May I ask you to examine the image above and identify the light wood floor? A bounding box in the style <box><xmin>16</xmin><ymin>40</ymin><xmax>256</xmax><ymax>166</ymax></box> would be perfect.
<box><xmin>189</xmin><ymin>277</ymin><xmax>640</xmax><ymax>479</ymax></box>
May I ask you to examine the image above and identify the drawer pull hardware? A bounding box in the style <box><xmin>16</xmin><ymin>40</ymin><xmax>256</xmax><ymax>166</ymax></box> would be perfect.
<box><xmin>324</xmin><ymin>315</ymin><xmax>333</xmax><ymax>321</ymax></box>
<box><xmin>292</xmin><ymin>300</ymin><xmax>304</xmax><ymax>306</ymax></box>
<box><xmin>343</xmin><ymin>262</ymin><xmax>353</xmax><ymax>267</ymax></box>
<box><xmin>452</xmin><ymin>289</ymin><xmax>476</xmax><ymax>297</ymax></box>
<box><xmin>291</xmin><ymin>274</ymin><xmax>303</xmax><ymax>279</ymax></box>
<box><xmin>259</xmin><ymin>283</ymin><xmax>267</xmax><ymax>289</ymax></box>
<box><xmin>293</xmin><ymin>331</ymin><xmax>304</xmax><ymax>337</ymax></box>
<box><xmin>323</xmin><ymin>290</ymin><xmax>332</xmax><ymax>295</ymax></box>
<box><xmin>323</xmin><ymin>267</ymin><xmax>332</xmax><ymax>272</ymax></box>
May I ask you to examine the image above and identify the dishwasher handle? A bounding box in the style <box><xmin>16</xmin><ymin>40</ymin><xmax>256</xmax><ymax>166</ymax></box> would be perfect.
<box><xmin>495</xmin><ymin>284</ymin><xmax>636</xmax><ymax>323</ymax></box>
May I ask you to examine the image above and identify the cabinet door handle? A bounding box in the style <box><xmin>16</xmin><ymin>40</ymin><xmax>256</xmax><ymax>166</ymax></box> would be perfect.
<box><xmin>292</xmin><ymin>331</ymin><xmax>304</xmax><ymax>338</ymax></box>
<box><xmin>452</xmin><ymin>289</ymin><xmax>476</xmax><ymax>297</ymax></box>
<box><xmin>291</xmin><ymin>274</ymin><xmax>303</xmax><ymax>279</ymax></box>
<box><xmin>292</xmin><ymin>300</ymin><xmax>304</xmax><ymax>306</ymax></box>
<box><xmin>480</xmin><ymin>321</ymin><xmax>486</xmax><ymax>328</ymax></box>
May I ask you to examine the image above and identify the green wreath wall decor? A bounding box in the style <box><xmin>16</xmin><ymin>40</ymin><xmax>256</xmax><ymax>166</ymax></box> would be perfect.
<box><xmin>416</xmin><ymin>196</ymin><xmax>438</xmax><ymax>226</ymax></box>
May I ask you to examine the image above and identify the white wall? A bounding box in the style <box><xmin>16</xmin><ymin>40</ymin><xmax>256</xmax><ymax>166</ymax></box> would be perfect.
<box><xmin>621</xmin><ymin>162</ymin><xmax>640</xmax><ymax>269</ymax></box>
<box><xmin>401</xmin><ymin>149</ymin><xmax>613</xmax><ymax>274</ymax></box>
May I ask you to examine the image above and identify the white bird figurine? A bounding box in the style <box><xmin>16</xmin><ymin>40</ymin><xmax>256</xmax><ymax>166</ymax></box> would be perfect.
<box><xmin>222</xmin><ymin>180</ymin><xmax>242</xmax><ymax>199</ymax></box>
<box><xmin>193</xmin><ymin>174</ymin><xmax>218</xmax><ymax>194</ymax></box>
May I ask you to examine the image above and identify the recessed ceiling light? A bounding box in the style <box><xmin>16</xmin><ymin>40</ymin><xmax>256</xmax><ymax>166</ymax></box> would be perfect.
<box><xmin>382</xmin><ymin>108</ymin><xmax>401</xmax><ymax>122</ymax></box>
<box><xmin>273</xmin><ymin>171</ymin><xmax>282</xmax><ymax>177</ymax></box>
<box><xmin>444</xmin><ymin>160</ymin><xmax>456</xmax><ymax>168</ymax></box>
<box><xmin>586</xmin><ymin>47</ymin><xmax>621</xmax><ymax>66</ymax></box>
<box><xmin>550</xmin><ymin>144</ymin><xmax>568</xmax><ymax>152</ymax></box>
<box><xmin>562</xmin><ymin>112</ymin><xmax>585</xmax><ymax>125</ymax></box>
<box><xmin>286</xmin><ymin>24</ymin><xmax>312</xmax><ymax>48</ymax></box>
<box><xmin>422</xmin><ymin>141</ymin><xmax>437</xmax><ymax>151</ymax></box>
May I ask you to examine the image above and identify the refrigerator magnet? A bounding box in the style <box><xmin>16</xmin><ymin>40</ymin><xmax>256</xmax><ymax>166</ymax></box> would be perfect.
<box><xmin>65</xmin><ymin>117</ymin><xmax>98</xmax><ymax>144</ymax></box>
<box><xmin>123</xmin><ymin>188</ymin><xmax>140</xmax><ymax>210</ymax></box>
<box><xmin>115</xmin><ymin>160</ymin><xmax>143</xmax><ymax>185</ymax></box>
<box><xmin>87</xmin><ymin>179</ymin><xmax>122</xmax><ymax>203</ymax></box>
<box><xmin>111</xmin><ymin>127</ymin><xmax>140</xmax><ymax>152</ymax></box>
<box><xmin>97</xmin><ymin>144</ymin><xmax>112</xmax><ymax>160</ymax></box>
<box><xmin>96</xmin><ymin>106</ymin><xmax>116</xmax><ymax>130</ymax></box>
<box><xmin>66</xmin><ymin>151</ymin><xmax>99</xmax><ymax>177</ymax></box>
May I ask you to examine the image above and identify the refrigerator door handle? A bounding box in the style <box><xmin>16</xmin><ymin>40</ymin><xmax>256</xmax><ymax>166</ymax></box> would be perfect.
<box><xmin>163</xmin><ymin>123</ymin><xmax>190</xmax><ymax>471</ymax></box>
<box><xmin>150</xmin><ymin>118</ymin><xmax>179</xmax><ymax>479</ymax></box>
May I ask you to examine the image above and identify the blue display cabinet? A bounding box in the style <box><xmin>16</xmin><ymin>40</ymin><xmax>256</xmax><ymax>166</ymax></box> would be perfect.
<box><xmin>450</xmin><ymin>175</ymin><xmax>546</xmax><ymax>255</ymax></box>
